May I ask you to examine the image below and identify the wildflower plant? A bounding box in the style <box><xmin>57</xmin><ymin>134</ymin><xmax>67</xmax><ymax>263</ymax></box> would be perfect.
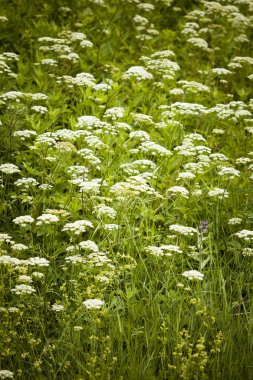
<box><xmin>0</xmin><ymin>0</ymin><xmax>252</xmax><ymax>379</ymax></box>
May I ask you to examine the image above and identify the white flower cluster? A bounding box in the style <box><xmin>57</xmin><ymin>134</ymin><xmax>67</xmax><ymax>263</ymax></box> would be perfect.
<box><xmin>52</xmin><ymin>304</ymin><xmax>65</xmax><ymax>312</ymax></box>
<box><xmin>110</xmin><ymin>175</ymin><xmax>160</xmax><ymax>198</ymax></box>
<box><xmin>31</xmin><ymin>105</ymin><xmax>48</xmax><ymax>114</ymax></box>
<box><xmin>167</xmin><ymin>186</ymin><xmax>189</xmax><ymax>198</ymax></box>
<box><xmin>211</xmin><ymin>68</ymin><xmax>232</xmax><ymax>75</ymax></box>
<box><xmin>208</xmin><ymin>188</ymin><xmax>229</xmax><ymax>199</ymax></box>
<box><xmin>120</xmin><ymin>159</ymin><xmax>156</xmax><ymax>176</ymax></box>
<box><xmin>77</xmin><ymin>179</ymin><xmax>102</xmax><ymax>195</ymax></box>
<box><xmin>14</xmin><ymin>177</ymin><xmax>39</xmax><ymax>189</ymax></box>
<box><xmin>217</xmin><ymin>166</ymin><xmax>240</xmax><ymax>179</ymax></box>
<box><xmin>177</xmin><ymin>80</ymin><xmax>210</xmax><ymax>93</ymax></box>
<box><xmin>228</xmin><ymin>218</ymin><xmax>242</xmax><ymax>225</ymax></box>
<box><xmin>11</xmin><ymin>284</ymin><xmax>36</xmax><ymax>295</ymax></box>
<box><xmin>129</xmin><ymin>130</ymin><xmax>150</xmax><ymax>142</ymax></box>
<box><xmin>0</xmin><ymin>233</ymin><xmax>13</xmax><ymax>243</ymax></box>
<box><xmin>139</xmin><ymin>141</ymin><xmax>172</xmax><ymax>156</ymax></box>
<box><xmin>122</xmin><ymin>66</ymin><xmax>153</xmax><ymax>81</ymax></box>
<box><xmin>187</xmin><ymin>37</ymin><xmax>209</xmax><ymax>50</ymax></box>
<box><xmin>182</xmin><ymin>270</ymin><xmax>204</xmax><ymax>281</ymax></box>
<box><xmin>93</xmin><ymin>204</ymin><xmax>117</xmax><ymax>219</ymax></box>
<box><xmin>83</xmin><ymin>298</ymin><xmax>104</xmax><ymax>309</ymax></box>
<box><xmin>0</xmin><ymin>370</ymin><xmax>14</xmax><ymax>379</ymax></box>
<box><xmin>0</xmin><ymin>255</ymin><xmax>49</xmax><ymax>267</ymax></box>
<box><xmin>242</xmin><ymin>248</ymin><xmax>253</xmax><ymax>257</ymax></box>
<box><xmin>11</xmin><ymin>243</ymin><xmax>28</xmax><ymax>251</ymax></box>
<box><xmin>0</xmin><ymin>163</ymin><xmax>20</xmax><ymax>174</ymax></box>
<box><xmin>13</xmin><ymin>215</ymin><xmax>35</xmax><ymax>227</ymax></box>
<box><xmin>58</xmin><ymin>72</ymin><xmax>96</xmax><ymax>87</ymax></box>
<box><xmin>103</xmin><ymin>224</ymin><xmax>119</xmax><ymax>231</ymax></box>
<box><xmin>146</xmin><ymin>244</ymin><xmax>182</xmax><ymax>257</ymax></box>
<box><xmin>13</xmin><ymin>129</ymin><xmax>37</xmax><ymax>140</ymax></box>
<box><xmin>18</xmin><ymin>275</ymin><xmax>33</xmax><ymax>283</ymax></box>
<box><xmin>40</xmin><ymin>58</ymin><xmax>58</xmax><ymax>66</ymax></box>
<box><xmin>104</xmin><ymin>107</ymin><xmax>125</xmax><ymax>120</ymax></box>
<box><xmin>235</xmin><ymin>230</ymin><xmax>253</xmax><ymax>241</ymax></box>
<box><xmin>62</xmin><ymin>220</ymin><xmax>93</xmax><ymax>235</ymax></box>
<box><xmin>164</xmin><ymin>102</ymin><xmax>207</xmax><ymax>118</ymax></box>
<box><xmin>36</xmin><ymin>213</ymin><xmax>60</xmax><ymax>226</ymax></box>
<box><xmin>169</xmin><ymin>224</ymin><xmax>197</xmax><ymax>236</ymax></box>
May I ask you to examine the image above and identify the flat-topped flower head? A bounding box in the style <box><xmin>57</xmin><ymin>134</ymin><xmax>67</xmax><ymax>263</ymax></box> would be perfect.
<box><xmin>13</xmin><ymin>215</ymin><xmax>35</xmax><ymax>227</ymax></box>
<box><xmin>11</xmin><ymin>284</ymin><xmax>36</xmax><ymax>295</ymax></box>
<box><xmin>167</xmin><ymin>186</ymin><xmax>189</xmax><ymax>198</ymax></box>
<box><xmin>208</xmin><ymin>188</ymin><xmax>229</xmax><ymax>199</ymax></box>
<box><xmin>83</xmin><ymin>298</ymin><xmax>104</xmax><ymax>310</ymax></box>
<box><xmin>169</xmin><ymin>224</ymin><xmax>197</xmax><ymax>236</ymax></box>
<box><xmin>0</xmin><ymin>370</ymin><xmax>14</xmax><ymax>379</ymax></box>
<box><xmin>228</xmin><ymin>218</ymin><xmax>242</xmax><ymax>225</ymax></box>
<box><xmin>122</xmin><ymin>66</ymin><xmax>153</xmax><ymax>81</ymax></box>
<box><xmin>36</xmin><ymin>213</ymin><xmax>60</xmax><ymax>226</ymax></box>
<box><xmin>62</xmin><ymin>220</ymin><xmax>93</xmax><ymax>235</ymax></box>
<box><xmin>52</xmin><ymin>304</ymin><xmax>65</xmax><ymax>312</ymax></box>
<box><xmin>0</xmin><ymin>163</ymin><xmax>20</xmax><ymax>174</ymax></box>
<box><xmin>235</xmin><ymin>230</ymin><xmax>253</xmax><ymax>241</ymax></box>
<box><xmin>182</xmin><ymin>270</ymin><xmax>204</xmax><ymax>281</ymax></box>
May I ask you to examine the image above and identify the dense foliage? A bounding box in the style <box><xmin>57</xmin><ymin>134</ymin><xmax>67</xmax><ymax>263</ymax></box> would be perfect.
<box><xmin>0</xmin><ymin>0</ymin><xmax>253</xmax><ymax>379</ymax></box>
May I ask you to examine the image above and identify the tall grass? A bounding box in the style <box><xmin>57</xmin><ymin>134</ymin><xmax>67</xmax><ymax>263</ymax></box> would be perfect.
<box><xmin>0</xmin><ymin>0</ymin><xmax>253</xmax><ymax>379</ymax></box>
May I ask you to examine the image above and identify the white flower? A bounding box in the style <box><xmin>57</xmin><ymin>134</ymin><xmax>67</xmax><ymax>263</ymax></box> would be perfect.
<box><xmin>235</xmin><ymin>230</ymin><xmax>253</xmax><ymax>241</ymax></box>
<box><xmin>208</xmin><ymin>188</ymin><xmax>229</xmax><ymax>199</ymax></box>
<box><xmin>8</xmin><ymin>307</ymin><xmax>19</xmax><ymax>313</ymax></box>
<box><xmin>13</xmin><ymin>215</ymin><xmax>35</xmax><ymax>227</ymax></box>
<box><xmin>182</xmin><ymin>270</ymin><xmax>204</xmax><ymax>281</ymax></box>
<box><xmin>13</xmin><ymin>130</ymin><xmax>37</xmax><ymax>140</ymax></box>
<box><xmin>93</xmin><ymin>204</ymin><xmax>116</xmax><ymax>219</ymax></box>
<box><xmin>11</xmin><ymin>243</ymin><xmax>28</xmax><ymax>251</ymax></box>
<box><xmin>103</xmin><ymin>224</ymin><xmax>119</xmax><ymax>231</ymax></box>
<box><xmin>170</xmin><ymin>88</ymin><xmax>184</xmax><ymax>96</ymax></box>
<box><xmin>0</xmin><ymin>370</ymin><xmax>14</xmax><ymax>379</ymax></box>
<box><xmin>31</xmin><ymin>106</ymin><xmax>48</xmax><ymax>114</ymax></box>
<box><xmin>139</xmin><ymin>141</ymin><xmax>172</xmax><ymax>156</ymax></box>
<box><xmin>14</xmin><ymin>177</ymin><xmax>39</xmax><ymax>189</ymax></box>
<box><xmin>62</xmin><ymin>220</ymin><xmax>93</xmax><ymax>235</ymax></box>
<box><xmin>104</xmin><ymin>107</ymin><xmax>125</xmax><ymax>120</ymax></box>
<box><xmin>11</xmin><ymin>284</ymin><xmax>36</xmax><ymax>295</ymax></box>
<box><xmin>17</xmin><ymin>275</ymin><xmax>33</xmax><ymax>283</ymax></box>
<box><xmin>212</xmin><ymin>129</ymin><xmax>225</xmax><ymax>135</ymax></box>
<box><xmin>32</xmin><ymin>271</ymin><xmax>44</xmax><ymax>279</ymax></box>
<box><xmin>0</xmin><ymin>233</ymin><xmax>12</xmax><ymax>243</ymax></box>
<box><xmin>242</xmin><ymin>248</ymin><xmax>253</xmax><ymax>257</ymax></box>
<box><xmin>52</xmin><ymin>304</ymin><xmax>65</xmax><ymax>312</ymax></box>
<box><xmin>83</xmin><ymin>298</ymin><xmax>104</xmax><ymax>309</ymax></box>
<box><xmin>36</xmin><ymin>213</ymin><xmax>60</xmax><ymax>226</ymax></box>
<box><xmin>228</xmin><ymin>218</ymin><xmax>242</xmax><ymax>225</ymax></box>
<box><xmin>122</xmin><ymin>66</ymin><xmax>153</xmax><ymax>81</ymax></box>
<box><xmin>65</xmin><ymin>255</ymin><xmax>85</xmax><ymax>264</ymax></box>
<box><xmin>177</xmin><ymin>172</ymin><xmax>196</xmax><ymax>180</ymax></box>
<box><xmin>187</xmin><ymin>37</ymin><xmax>209</xmax><ymax>50</ymax></box>
<box><xmin>167</xmin><ymin>186</ymin><xmax>189</xmax><ymax>198</ymax></box>
<box><xmin>0</xmin><ymin>163</ymin><xmax>20</xmax><ymax>174</ymax></box>
<box><xmin>93</xmin><ymin>83</ymin><xmax>112</xmax><ymax>92</ymax></box>
<box><xmin>217</xmin><ymin>166</ymin><xmax>240</xmax><ymax>179</ymax></box>
<box><xmin>79</xmin><ymin>240</ymin><xmax>99</xmax><ymax>252</ymax></box>
<box><xmin>146</xmin><ymin>244</ymin><xmax>182</xmax><ymax>257</ymax></box>
<box><xmin>73</xmin><ymin>325</ymin><xmax>83</xmax><ymax>331</ymax></box>
<box><xmin>169</xmin><ymin>224</ymin><xmax>197</xmax><ymax>236</ymax></box>
<box><xmin>28</xmin><ymin>257</ymin><xmax>49</xmax><ymax>266</ymax></box>
<box><xmin>40</xmin><ymin>58</ymin><xmax>58</xmax><ymax>66</ymax></box>
<box><xmin>211</xmin><ymin>68</ymin><xmax>232</xmax><ymax>75</ymax></box>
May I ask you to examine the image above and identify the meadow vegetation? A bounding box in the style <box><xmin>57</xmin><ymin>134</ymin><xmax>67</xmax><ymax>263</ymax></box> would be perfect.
<box><xmin>0</xmin><ymin>0</ymin><xmax>253</xmax><ymax>379</ymax></box>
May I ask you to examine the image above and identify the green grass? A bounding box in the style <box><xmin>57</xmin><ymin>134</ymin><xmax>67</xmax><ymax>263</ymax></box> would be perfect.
<box><xmin>0</xmin><ymin>0</ymin><xmax>253</xmax><ymax>379</ymax></box>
